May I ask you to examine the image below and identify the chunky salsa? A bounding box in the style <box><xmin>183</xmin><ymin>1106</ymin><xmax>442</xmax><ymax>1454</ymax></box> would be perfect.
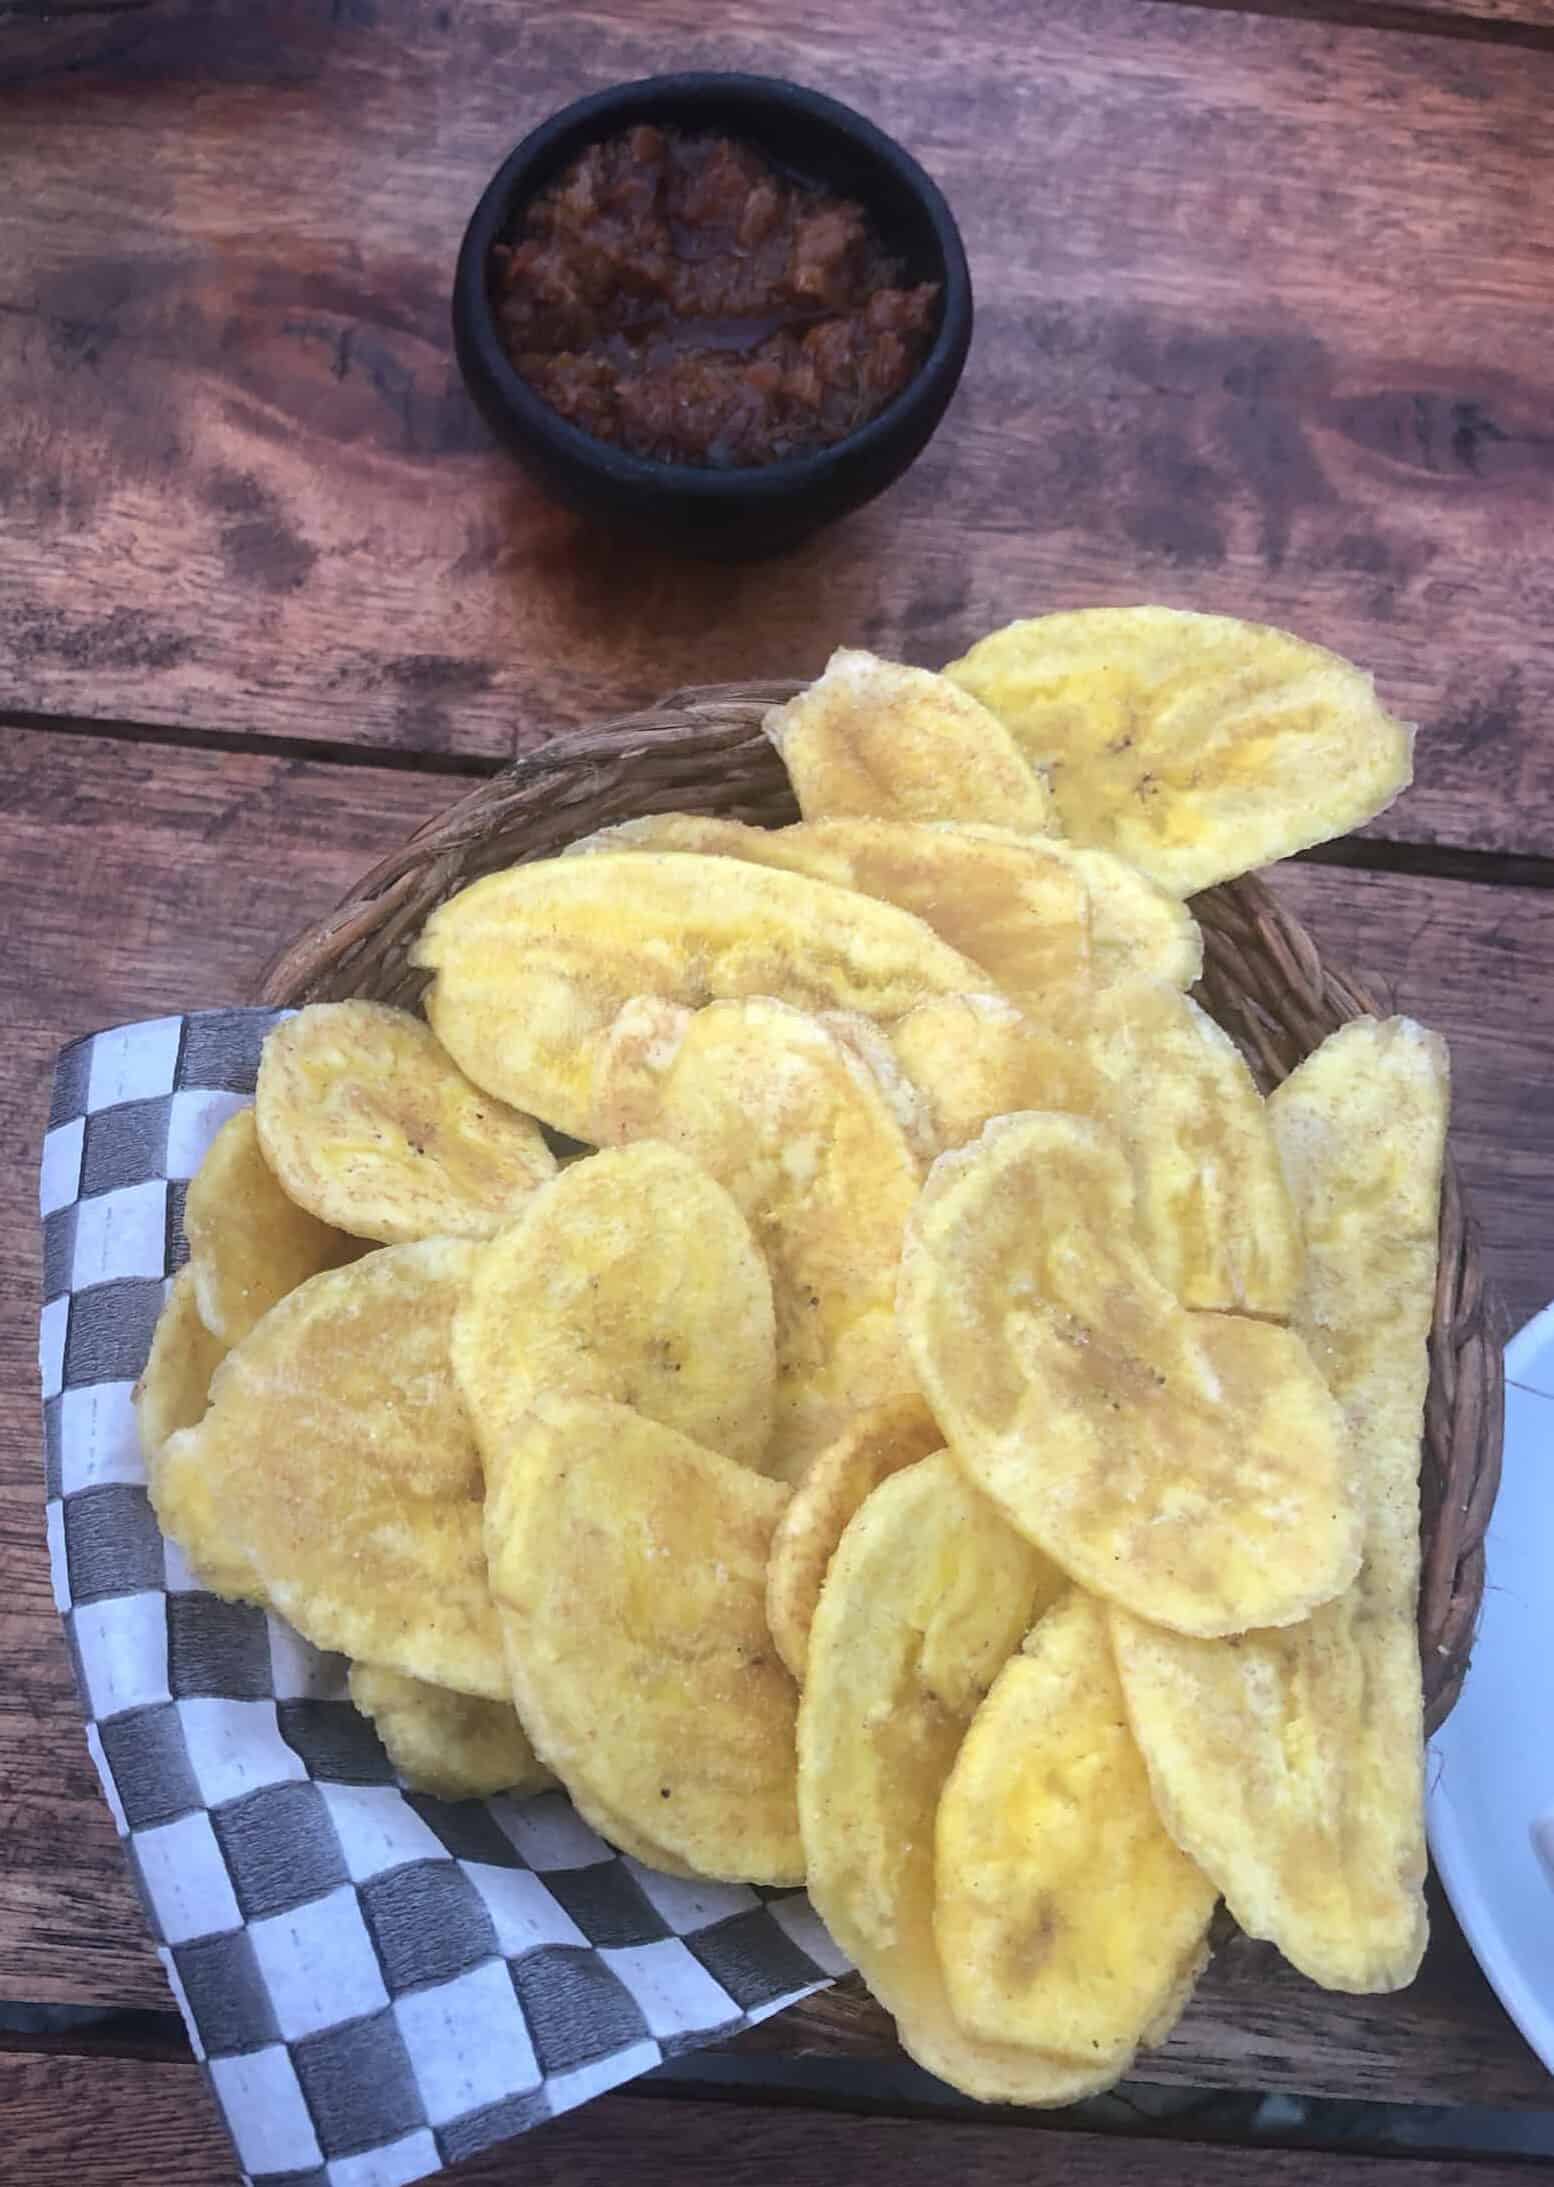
<box><xmin>491</xmin><ymin>126</ymin><xmax>940</xmax><ymax>469</ymax></box>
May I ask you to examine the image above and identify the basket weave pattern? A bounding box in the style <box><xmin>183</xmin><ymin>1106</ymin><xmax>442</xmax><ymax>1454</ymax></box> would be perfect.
<box><xmin>258</xmin><ymin>685</ymin><xmax>1502</xmax><ymax>1732</ymax></box>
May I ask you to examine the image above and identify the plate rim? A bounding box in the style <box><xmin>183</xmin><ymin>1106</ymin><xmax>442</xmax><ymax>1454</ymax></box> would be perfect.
<box><xmin>1426</xmin><ymin>1300</ymin><xmax>1554</xmax><ymax>2083</ymax></box>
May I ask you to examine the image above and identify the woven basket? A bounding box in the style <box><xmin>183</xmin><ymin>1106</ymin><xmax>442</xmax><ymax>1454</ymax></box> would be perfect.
<box><xmin>258</xmin><ymin>683</ymin><xmax>1503</xmax><ymax>1734</ymax></box>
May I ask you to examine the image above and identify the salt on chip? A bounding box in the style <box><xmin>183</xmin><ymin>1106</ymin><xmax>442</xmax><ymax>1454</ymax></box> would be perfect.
<box><xmin>594</xmin><ymin>996</ymin><xmax>925</xmax><ymax>1480</ymax></box>
<box><xmin>154</xmin><ymin>1240</ymin><xmax>507</xmax><ymax>1697</ymax></box>
<box><xmin>945</xmin><ymin>607</ymin><xmax>1414</xmax><ymax>895</ymax></box>
<box><xmin>798</xmin><ymin>1453</ymin><xmax>1093</xmax><ymax>2103</ymax></box>
<box><xmin>484</xmin><ymin>1391</ymin><xmax>802</xmax><ymax>1884</ymax></box>
<box><xmin>1112</xmin><ymin>1016</ymin><xmax>1447</xmax><ymax>1992</ymax></box>
<box><xmin>1068</xmin><ymin>847</ymin><xmax>1201</xmax><ymax>989</ymax></box>
<box><xmin>558</xmin><ymin>1792</ymin><xmax>701</xmax><ymax>1878</ymax></box>
<box><xmin>815</xmin><ymin>1010</ymin><xmax>941</xmax><ymax>1165</ymax></box>
<box><xmin>760</xmin><ymin>818</ymin><xmax>1098</xmax><ymax>996</ymax></box>
<box><xmin>574</xmin><ymin>812</ymin><xmax>1201</xmax><ymax>997</ymax></box>
<box><xmin>892</xmin><ymin>985</ymin><xmax>1297</xmax><ymax>1316</ymax></box>
<box><xmin>1271</xmin><ymin>1014</ymin><xmax>1448</xmax><ymax>1532</ymax></box>
<box><xmin>452</xmin><ymin>1140</ymin><xmax>776</xmax><ymax>1471</ymax></box>
<box><xmin>764</xmin><ymin>647</ymin><xmax>1058</xmax><ymax>834</ymax></box>
<box><xmin>410</xmin><ymin>850</ymin><xmax>982</xmax><ymax>1141</ymax></box>
<box><xmin>1084</xmin><ymin>980</ymin><xmax>1302</xmax><ymax>1315</ymax></box>
<box><xmin>142</xmin><ymin>1291</ymin><xmax>263</xmax><ymax>1609</ymax></box>
<box><xmin>256</xmin><ymin>1001</ymin><xmax>555</xmax><ymax>1244</ymax></box>
<box><xmin>578</xmin><ymin>815</ymin><xmax>1090</xmax><ymax>996</ymax></box>
<box><xmin>1110</xmin><ymin>1594</ymin><xmax>1422</xmax><ymax>1997</ymax></box>
<box><xmin>571</xmin><ymin>1802</ymin><xmax>701</xmax><ymax>1877</ymax></box>
<box><xmin>765</xmin><ymin>1395</ymin><xmax>944</xmax><ymax>1680</ymax></box>
<box><xmin>183</xmin><ymin>1107</ymin><xmax>362</xmax><ymax>1345</ymax></box>
<box><xmin>936</xmin><ymin>1591</ymin><xmax>1216</xmax><ymax>2064</ymax></box>
<box><xmin>898</xmin><ymin>1112</ymin><xmax>1359</xmax><ymax>1635</ymax></box>
<box><xmin>559</xmin><ymin>1784</ymin><xmax>699</xmax><ymax>1872</ymax></box>
<box><xmin>784</xmin><ymin>821</ymin><xmax>1199</xmax><ymax>1000</ymax></box>
<box><xmin>134</xmin><ymin>1267</ymin><xmax>227</xmax><ymax>1463</ymax></box>
<box><xmin>890</xmin><ymin>993</ymin><xmax>1104</xmax><ymax>1151</ymax></box>
<box><xmin>348</xmin><ymin>1662</ymin><xmax>554</xmax><ymax>1802</ymax></box>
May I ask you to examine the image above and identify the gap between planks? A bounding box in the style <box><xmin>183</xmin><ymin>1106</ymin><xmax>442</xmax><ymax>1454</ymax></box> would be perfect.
<box><xmin>1147</xmin><ymin>0</ymin><xmax>1554</xmax><ymax>55</ymax></box>
<box><xmin>9</xmin><ymin>707</ymin><xmax>1554</xmax><ymax>894</ymax></box>
<box><xmin>3</xmin><ymin>2055</ymin><xmax>1552</xmax><ymax>2187</ymax></box>
<box><xmin>4</xmin><ymin>2009</ymin><xmax>1553</xmax><ymax>2163</ymax></box>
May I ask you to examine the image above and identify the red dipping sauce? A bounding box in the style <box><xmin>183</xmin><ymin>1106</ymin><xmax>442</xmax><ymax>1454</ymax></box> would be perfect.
<box><xmin>491</xmin><ymin>125</ymin><xmax>941</xmax><ymax>469</ymax></box>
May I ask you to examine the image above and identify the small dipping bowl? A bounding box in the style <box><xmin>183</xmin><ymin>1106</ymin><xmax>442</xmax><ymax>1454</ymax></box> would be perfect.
<box><xmin>451</xmin><ymin>73</ymin><xmax>973</xmax><ymax>560</ymax></box>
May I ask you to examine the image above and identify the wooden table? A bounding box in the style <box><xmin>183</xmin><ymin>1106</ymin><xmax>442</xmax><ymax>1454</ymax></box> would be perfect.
<box><xmin>5</xmin><ymin>0</ymin><xmax>1554</xmax><ymax>2178</ymax></box>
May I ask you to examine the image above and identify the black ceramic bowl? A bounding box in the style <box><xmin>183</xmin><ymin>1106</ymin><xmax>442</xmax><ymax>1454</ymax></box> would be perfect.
<box><xmin>451</xmin><ymin>74</ymin><xmax>973</xmax><ymax>560</ymax></box>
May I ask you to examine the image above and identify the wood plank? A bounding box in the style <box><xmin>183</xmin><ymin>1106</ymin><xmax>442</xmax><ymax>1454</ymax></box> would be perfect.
<box><xmin>5</xmin><ymin>0</ymin><xmax>1554</xmax><ymax>856</ymax></box>
<box><xmin>3</xmin><ymin>2056</ymin><xmax>1551</xmax><ymax>2187</ymax></box>
<box><xmin>1</xmin><ymin>725</ymin><xmax>1551</xmax><ymax>2105</ymax></box>
<box><xmin>1400</xmin><ymin>1</ymin><xmax>1554</xmax><ymax>21</ymax></box>
<box><xmin>1406</xmin><ymin>0</ymin><xmax>1554</xmax><ymax>18</ymax></box>
<box><xmin>1175</xmin><ymin>0</ymin><xmax>1554</xmax><ymax>32</ymax></box>
<box><xmin>18</xmin><ymin>0</ymin><xmax>1554</xmax><ymax>86</ymax></box>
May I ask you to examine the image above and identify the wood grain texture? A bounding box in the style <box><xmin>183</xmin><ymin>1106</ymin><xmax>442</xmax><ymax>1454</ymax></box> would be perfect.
<box><xmin>4</xmin><ymin>2058</ymin><xmax>1552</xmax><ymax>2187</ymax></box>
<box><xmin>1405</xmin><ymin>0</ymin><xmax>1554</xmax><ymax>17</ymax></box>
<box><xmin>1169</xmin><ymin>0</ymin><xmax>1554</xmax><ymax>32</ymax></box>
<box><xmin>4</xmin><ymin>0</ymin><xmax>1554</xmax><ymax>856</ymax></box>
<box><xmin>1</xmin><ymin>723</ymin><xmax>1551</xmax><ymax>2109</ymax></box>
<box><xmin>1390</xmin><ymin>0</ymin><xmax>1554</xmax><ymax>19</ymax></box>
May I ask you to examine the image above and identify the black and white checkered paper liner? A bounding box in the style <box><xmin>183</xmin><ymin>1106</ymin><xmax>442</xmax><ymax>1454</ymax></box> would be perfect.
<box><xmin>39</xmin><ymin>1011</ymin><xmax>847</xmax><ymax>2187</ymax></box>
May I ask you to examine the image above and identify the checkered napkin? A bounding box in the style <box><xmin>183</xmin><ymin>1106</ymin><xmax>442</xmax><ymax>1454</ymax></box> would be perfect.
<box><xmin>39</xmin><ymin>1011</ymin><xmax>847</xmax><ymax>2187</ymax></box>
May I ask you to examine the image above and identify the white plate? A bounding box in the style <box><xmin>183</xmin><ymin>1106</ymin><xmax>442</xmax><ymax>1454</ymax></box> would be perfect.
<box><xmin>1428</xmin><ymin>1301</ymin><xmax>1554</xmax><ymax>2079</ymax></box>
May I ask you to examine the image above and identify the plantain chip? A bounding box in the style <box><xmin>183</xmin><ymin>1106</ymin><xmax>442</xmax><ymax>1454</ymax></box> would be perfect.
<box><xmin>572</xmin><ymin>812</ymin><xmax>1201</xmax><ymax>996</ymax></box>
<box><xmin>945</xmin><ymin>607</ymin><xmax>1414</xmax><ymax>895</ymax></box>
<box><xmin>411</xmin><ymin>850</ymin><xmax>981</xmax><ymax>1141</ymax></box>
<box><xmin>348</xmin><ymin>1662</ymin><xmax>554</xmax><ymax>1802</ymax></box>
<box><xmin>1112</xmin><ymin>1015</ymin><xmax>1447</xmax><ymax>1992</ymax></box>
<box><xmin>798</xmin><ymin>1453</ymin><xmax>1095</xmax><ymax>2103</ymax></box>
<box><xmin>134</xmin><ymin>1267</ymin><xmax>227</xmax><ymax>1464</ymax></box>
<box><xmin>1068</xmin><ymin>847</ymin><xmax>1202</xmax><ymax>990</ymax></box>
<box><xmin>814</xmin><ymin>1009</ymin><xmax>942</xmax><ymax>1164</ymax></box>
<box><xmin>183</xmin><ymin>1107</ymin><xmax>362</xmax><ymax>1345</ymax></box>
<box><xmin>898</xmin><ymin>1112</ymin><xmax>1359</xmax><ymax>1634</ymax></box>
<box><xmin>892</xmin><ymin>981</ymin><xmax>1297</xmax><ymax>1311</ymax></box>
<box><xmin>936</xmin><ymin>1591</ymin><xmax>1216</xmax><ymax>2064</ymax></box>
<box><xmin>452</xmin><ymin>1140</ymin><xmax>776</xmax><ymax>1471</ymax></box>
<box><xmin>1084</xmin><ymin>980</ymin><xmax>1302</xmax><ymax>1315</ymax></box>
<box><xmin>256</xmin><ymin>1001</ymin><xmax>554</xmax><ymax>1244</ymax></box>
<box><xmin>1272</xmin><ymin>1014</ymin><xmax>1449</xmax><ymax>1546</ymax></box>
<box><xmin>484</xmin><ymin>1392</ymin><xmax>801</xmax><ymax>1884</ymax></box>
<box><xmin>889</xmin><ymin>993</ymin><xmax>1104</xmax><ymax>1151</ymax></box>
<box><xmin>765</xmin><ymin>1395</ymin><xmax>944</xmax><ymax>1680</ymax></box>
<box><xmin>764</xmin><ymin>647</ymin><xmax>1057</xmax><ymax>833</ymax></box>
<box><xmin>153</xmin><ymin>1240</ymin><xmax>506</xmax><ymax>1696</ymax></box>
<box><xmin>594</xmin><ymin>996</ymin><xmax>924</xmax><ymax>1479</ymax></box>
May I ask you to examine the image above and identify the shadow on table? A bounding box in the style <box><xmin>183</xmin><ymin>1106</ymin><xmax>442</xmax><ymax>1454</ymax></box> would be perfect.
<box><xmin>3</xmin><ymin>1999</ymin><xmax>1551</xmax><ymax>2161</ymax></box>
